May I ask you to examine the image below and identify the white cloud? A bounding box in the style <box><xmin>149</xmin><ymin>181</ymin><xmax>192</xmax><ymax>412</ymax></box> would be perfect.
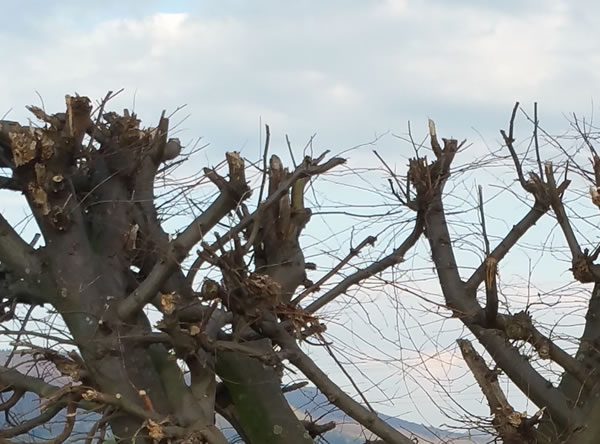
<box><xmin>3</xmin><ymin>0</ymin><xmax>598</xmax><ymax>155</ymax></box>
<box><xmin>2</xmin><ymin>0</ymin><xmax>600</xmax><ymax>427</ymax></box>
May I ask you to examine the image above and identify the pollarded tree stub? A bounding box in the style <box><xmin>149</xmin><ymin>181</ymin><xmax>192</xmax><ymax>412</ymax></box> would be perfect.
<box><xmin>226</xmin><ymin>151</ymin><xmax>248</xmax><ymax>190</ymax></box>
<box><xmin>8</xmin><ymin>131</ymin><xmax>38</xmax><ymax>167</ymax></box>
<box><xmin>4</xmin><ymin>104</ymin><xmax>93</xmax><ymax>232</ymax></box>
<box><xmin>1</xmin><ymin>95</ymin><xmax>359</xmax><ymax>444</ymax></box>
<box><xmin>162</xmin><ymin>138</ymin><xmax>181</xmax><ymax>162</ymax></box>
<box><xmin>65</xmin><ymin>95</ymin><xmax>92</xmax><ymax>147</ymax></box>
<box><xmin>253</xmin><ymin>154</ymin><xmax>311</xmax><ymax>303</ymax></box>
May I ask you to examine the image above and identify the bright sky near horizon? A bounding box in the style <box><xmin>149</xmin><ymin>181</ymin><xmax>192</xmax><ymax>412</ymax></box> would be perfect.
<box><xmin>1</xmin><ymin>0</ymin><xmax>600</xmax><ymax>432</ymax></box>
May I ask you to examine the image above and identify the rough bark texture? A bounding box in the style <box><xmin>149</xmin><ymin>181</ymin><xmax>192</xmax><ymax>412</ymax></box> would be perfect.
<box><xmin>401</xmin><ymin>112</ymin><xmax>600</xmax><ymax>443</ymax></box>
<box><xmin>1</xmin><ymin>96</ymin><xmax>423</xmax><ymax>444</ymax></box>
<box><xmin>0</xmin><ymin>97</ymin><xmax>346</xmax><ymax>443</ymax></box>
<box><xmin>216</xmin><ymin>351</ymin><xmax>312</xmax><ymax>444</ymax></box>
<box><xmin>4</xmin><ymin>97</ymin><xmax>600</xmax><ymax>444</ymax></box>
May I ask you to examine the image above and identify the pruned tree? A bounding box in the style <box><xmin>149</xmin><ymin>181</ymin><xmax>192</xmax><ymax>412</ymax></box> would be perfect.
<box><xmin>0</xmin><ymin>94</ymin><xmax>419</xmax><ymax>444</ymax></box>
<box><xmin>1</xmin><ymin>94</ymin><xmax>600</xmax><ymax>444</ymax></box>
<box><xmin>370</xmin><ymin>104</ymin><xmax>600</xmax><ymax>444</ymax></box>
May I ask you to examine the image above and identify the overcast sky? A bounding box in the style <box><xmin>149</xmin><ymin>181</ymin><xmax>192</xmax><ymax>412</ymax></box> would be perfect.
<box><xmin>3</xmin><ymin>0</ymin><xmax>598</xmax><ymax>151</ymax></box>
<box><xmin>2</xmin><ymin>0</ymin><xmax>600</xmax><ymax>431</ymax></box>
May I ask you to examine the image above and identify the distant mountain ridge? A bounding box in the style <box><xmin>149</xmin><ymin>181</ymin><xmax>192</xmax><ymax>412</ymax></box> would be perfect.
<box><xmin>0</xmin><ymin>350</ymin><xmax>486</xmax><ymax>443</ymax></box>
<box><xmin>284</xmin><ymin>387</ymin><xmax>486</xmax><ymax>443</ymax></box>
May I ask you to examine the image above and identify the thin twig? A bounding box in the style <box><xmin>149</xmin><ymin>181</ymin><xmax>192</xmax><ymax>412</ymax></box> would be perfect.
<box><xmin>242</xmin><ymin>124</ymin><xmax>271</xmax><ymax>254</ymax></box>
<box><xmin>319</xmin><ymin>332</ymin><xmax>376</xmax><ymax>413</ymax></box>
<box><xmin>85</xmin><ymin>90</ymin><xmax>123</xmax><ymax>154</ymax></box>
<box><xmin>533</xmin><ymin>102</ymin><xmax>544</xmax><ymax>180</ymax></box>
<box><xmin>373</xmin><ymin>150</ymin><xmax>407</xmax><ymax>205</ymax></box>
<box><xmin>292</xmin><ymin>235</ymin><xmax>376</xmax><ymax>305</ymax></box>
<box><xmin>4</xmin><ymin>306</ymin><xmax>34</xmax><ymax>368</ymax></box>
<box><xmin>500</xmin><ymin>102</ymin><xmax>530</xmax><ymax>190</ymax></box>
<box><xmin>478</xmin><ymin>185</ymin><xmax>490</xmax><ymax>256</ymax></box>
<box><xmin>306</xmin><ymin>213</ymin><xmax>423</xmax><ymax>313</ymax></box>
<box><xmin>285</xmin><ymin>134</ymin><xmax>297</xmax><ymax>168</ymax></box>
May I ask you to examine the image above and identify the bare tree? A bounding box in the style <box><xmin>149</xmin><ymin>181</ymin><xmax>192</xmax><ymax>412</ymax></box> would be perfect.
<box><xmin>368</xmin><ymin>103</ymin><xmax>600</xmax><ymax>444</ymax></box>
<box><xmin>0</xmin><ymin>94</ymin><xmax>421</xmax><ymax>444</ymax></box>
<box><xmin>2</xmin><ymin>94</ymin><xmax>599</xmax><ymax>444</ymax></box>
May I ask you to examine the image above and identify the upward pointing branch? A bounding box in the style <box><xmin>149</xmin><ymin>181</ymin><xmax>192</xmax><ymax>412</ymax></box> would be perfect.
<box><xmin>458</xmin><ymin>339</ymin><xmax>540</xmax><ymax>444</ymax></box>
<box><xmin>119</xmin><ymin>153</ymin><xmax>346</xmax><ymax>321</ymax></box>
<box><xmin>263</xmin><ymin>322</ymin><xmax>416</xmax><ymax>444</ymax></box>
<box><xmin>305</xmin><ymin>213</ymin><xmax>424</xmax><ymax>313</ymax></box>
<box><xmin>118</xmin><ymin>152</ymin><xmax>250</xmax><ymax>321</ymax></box>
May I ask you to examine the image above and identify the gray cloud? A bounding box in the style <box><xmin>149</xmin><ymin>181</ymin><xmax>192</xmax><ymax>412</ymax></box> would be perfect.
<box><xmin>1</xmin><ymin>0</ymin><xmax>599</xmax><ymax>427</ymax></box>
<box><xmin>2</xmin><ymin>0</ymin><xmax>597</xmax><ymax>157</ymax></box>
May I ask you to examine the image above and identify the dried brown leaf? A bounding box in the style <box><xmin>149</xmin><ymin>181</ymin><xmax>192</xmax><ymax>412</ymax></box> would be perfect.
<box><xmin>146</xmin><ymin>419</ymin><xmax>165</xmax><ymax>440</ymax></box>
<box><xmin>160</xmin><ymin>292</ymin><xmax>179</xmax><ymax>315</ymax></box>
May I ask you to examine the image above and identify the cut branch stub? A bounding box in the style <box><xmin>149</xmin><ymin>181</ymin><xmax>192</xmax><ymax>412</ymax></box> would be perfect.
<box><xmin>226</xmin><ymin>151</ymin><xmax>251</xmax><ymax>201</ymax></box>
<box><xmin>591</xmin><ymin>154</ymin><xmax>600</xmax><ymax>192</ymax></box>
<box><xmin>148</xmin><ymin>112</ymin><xmax>168</xmax><ymax>164</ymax></box>
<box><xmin>9</xmin><ymin>131</ymin><xmax>38</xmax><ymax>167</ymax></box>
<box><xmin>119</xmin><ymin>152</ymin><xmax>251</xmax><ymax>320</ymax></box>
<box><xmin>428</xmin><ymin>119</ymin><xmax>442</xmax><ymax>157</ymax></box>
<box><xmin>458</xmin><ymin>338</ymin><xmax>538</xmax><ymax>444</ymax></box>
<box><xmin>5</xmin><ymin>99</ymin><xmax>94</xmax><ymax>231</ymax></box>
<box><xmin>253</xmin><ymin>154</ymin><xmax>312</xmax><ymax>302</ymax></box>
<box><xmin>484</xmin><ymin>256</ymin><xmax>498</xmax><ymax>326</ymax></box>
<box><xmin>408</xmin><ymin>137</ymin><xmax>460</xmax><ymax>209</ymax></box>
<box><xmin>572</xmin><ymin>254</ymin><xmax>599</xmax><ymax>283</ymax></box>
<box><xmin>495</xmin><ymin>311</ymin><xmax>593</xmax><ymax>388</ymax></box>
<box><xmin>65</xmin><ymin>95</ymin><xmax>92</xmax><ymax>147</ymax></box>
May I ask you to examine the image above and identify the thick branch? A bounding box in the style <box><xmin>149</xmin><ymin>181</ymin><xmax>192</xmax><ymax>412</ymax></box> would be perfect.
<box><xmin>0</xmin><ymin>388</ymin><xmax>24</xmax><ymax>411</ymax></box>
<box><xmin>497</xmin><ymin>312</ymin><xmax>593</xmax><ymax>388</ymax></box>
<box><xmin>0</xmin><ymin>176</ymin><xmax>20</xmax><ymax>191</ymax></box>
<box><xmin>293</xmin><ymin>235</ymin><xmax>376</xmax><ymax>305</ymax></box>
<box><xmin>177</xmin><ymin>153</ymin><xmax>249</xmax><ymax>251</ymax></box>
<box><xmin>215</xmin><ymin>348</ymin><xmax>313</xmax><ymax>444</ymax></box>
<box><xmin>426</xmin><ymin>199</ymin><xmax>575</xmax><ymax>428</ymax></box>
<box><xmin>458</xmin><ymin>339</ymin><xmax>537</xmax><ymax>444</ymax></box>
<box><xmin>545</xmin><ymin>163</ymin><xmax>581</xmax><ymax>259</ymax></box>
<box><xmin>306</xmin><ymin>213</ymin><xmax>423</xmax><ymax>313</ymax></box>
<box><xmin>423</xmin><ymin>159</ymin><xmax>575</xmax><ymax>429</ymax></box>
<box><xmin>83</xmin><ymin>388</ymin><xmax>226</xmax><ymax>443</ymax></box>
<box><xmin>543</xmin><ymin>164</ymin><xmax>600</xmax><ymax>285</ymax></box>
<box><xmin>199</xmin><ymin>156</ymin><xmax>346</xmax><ymax>263</ymax></box>
<box><xmin>0</xmin><ymin>277</ymin><xmax>49</xmax><ymax>306</ymax></box>
<box><xmin>123</xmin><ymin>154</ymin><xmax>344</xmax><ymax>320</ymax></box>
<box><xmin>265</xmin><ymin>322</ymin><xmax>414</xmax><ymax>444</ymax></box>
<box><xmin>214</xmin><ymin>387</ymin><xmax>252</xmax><ymax>444</ymax></box>
<box><xmin>554</xmin><ymin>283</ymin><xmax>600</xmax><ymax>408</ymax></box>
<box><xmin>123</xmin><ymin>332</ymin><xmax>279</xmax><ymax>366</ymax></box>
<box><xmin>472</xmin><ymin>326</ymin><xmax>575</xmax><ymax>429</ymax></box>
<box><xmin>118</xmin><ymin>191</ymin><xmax>244</xmax><ymax>320</ymax></box>
<box><xmin>0</xmin><ymin>404</ymin><xmax>63</xmax><ymax>438</ymax></box>
<box><xmin>0</xmin><ymin>367</ymin><xmax>132</xmax><ymax>422</ymax></box>
<box><xmin>466</xmin><ymin>202</ymin><xmax>549</xmax><ymax>294</ymax></box>
<box><xmin>301</xmin><ymin>419</ymin><xmax>336</xmax><ymax>438</ymax></box>
<box><xmin>0</xmin><ymin>366</ymin><xmax>61</xmax><ymax>398</ymax></box>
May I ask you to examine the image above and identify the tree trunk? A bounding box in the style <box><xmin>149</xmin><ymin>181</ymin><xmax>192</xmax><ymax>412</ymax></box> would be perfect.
<box><xmin>217</xmin><ymin>351</ymin><xmax>313</xmax><ymax>444</ymax></box>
